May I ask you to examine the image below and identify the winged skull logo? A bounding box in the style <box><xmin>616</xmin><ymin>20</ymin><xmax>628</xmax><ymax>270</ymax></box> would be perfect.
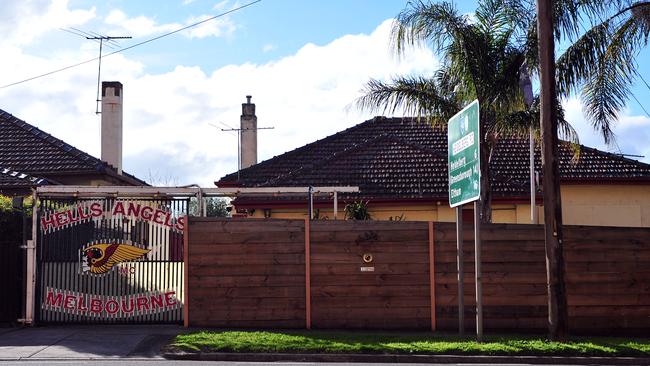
<box><xmin>82</xmin><ymin>243</ymin><xmax>150</xmax><ymax>274</ymax></box>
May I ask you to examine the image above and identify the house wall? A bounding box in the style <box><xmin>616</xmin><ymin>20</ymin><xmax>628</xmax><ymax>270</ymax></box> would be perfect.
<box><xmin>241</xmin><ymin>184</ymin><xmax>650</xmax><ymax>228</ymax></box>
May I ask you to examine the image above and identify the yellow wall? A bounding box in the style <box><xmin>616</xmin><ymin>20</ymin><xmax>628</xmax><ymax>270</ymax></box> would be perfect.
<box><xmin>559</xmin><ymin>185</ymin><xmax>650</xmax><ymax>227</ymax></box>
<box><xmin>241</xmin><ymin>184</ymin><xmax>650</xmax><ymax>227</ymax></box>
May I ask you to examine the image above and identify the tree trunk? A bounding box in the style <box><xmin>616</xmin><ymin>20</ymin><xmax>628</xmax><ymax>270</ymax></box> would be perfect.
<box><xmin>537</xmin><ymin>0</ymin><xmax>569</xmax><ymax>340</ymax></box>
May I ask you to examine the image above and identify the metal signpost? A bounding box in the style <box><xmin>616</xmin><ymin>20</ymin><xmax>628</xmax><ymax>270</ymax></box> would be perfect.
<box><xmin>448</xmin><ymin>99</ymin><xmax>482</xmax><ymax>341</ymax></box>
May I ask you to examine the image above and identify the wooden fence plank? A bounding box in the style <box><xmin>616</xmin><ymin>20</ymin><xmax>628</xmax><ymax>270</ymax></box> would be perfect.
<box><xmin>186</xmin><ymin>218</ymin><xmax>650</xmax><ymax>332</ymax></box>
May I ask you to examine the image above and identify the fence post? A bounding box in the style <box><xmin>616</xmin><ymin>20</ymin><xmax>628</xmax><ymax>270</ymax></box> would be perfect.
<box><xmin>24</xmin><ymin>190</ymin><xmax>38</xmax><ymax>325</ymax></box>
<box><xmin>428</xmin><ymin>221</ymin><xmax>436</xmax><ymax>331</ymax></box>
<box><xmin>183</xmin><ymin>215</ymin><xmax>189</xmax><ymax>327</ymax></box>
<box><xmin>304</xmin><ymin>218</ymin><xmax>311</xmax><ymax>329</ymax></box>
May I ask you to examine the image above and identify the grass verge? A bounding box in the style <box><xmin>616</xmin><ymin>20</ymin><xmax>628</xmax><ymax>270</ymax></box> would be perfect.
<box><xmin>170</xmin><ymin>330</ymin><xmax>650</xmax><ymax>357</ymax></box>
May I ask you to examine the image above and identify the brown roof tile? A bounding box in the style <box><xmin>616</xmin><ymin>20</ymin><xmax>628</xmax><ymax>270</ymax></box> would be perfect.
<box><xmin>0</xmin><ymin>109</ymin><xmax>147</xmax><ymax>188</ymax></box>
<box><xmin>217</xmin><ymin>117</ymin><xmax>650</xmax><ymax>201</ymax></box>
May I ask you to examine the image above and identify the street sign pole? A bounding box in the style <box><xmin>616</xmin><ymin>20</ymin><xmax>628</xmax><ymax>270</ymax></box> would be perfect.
<box><xmin>456</xmin><ymin>207</ymin><xmax>464</xmax><ymax>335</ymax></box>
<box><xmin>474</xmin><ymin>201</ymin><xmax>483</xmax><ymax>342</ymax></box>
<box><xmin>448</xmin><ymin>99</ymin><xmax>481</xmax><ymax>341</ymax></box>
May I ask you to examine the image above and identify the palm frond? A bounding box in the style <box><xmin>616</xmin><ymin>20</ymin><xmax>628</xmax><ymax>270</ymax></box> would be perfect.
<box><xmin>581</xmin><ymin>15</ymin><xmax>644</xmax><ymax>144</ymax></box>
<box><xmin>555</xmin><ymin>20</ymin><xmax>610</xmax><ymax>97</ymax></box>
<box><xmin>492</xmin><ymin>96</ymin><xmax>579</xmax><ymax>145</ymax></box>
<box><xmin>354</xmin><ymin>76</ymin><xmax>460</xmax><ymax>123</ymax></box>
<box><xmin>391</xmin><ymin>1</ymin><xmax>467</xmax><ymax>55</ymax></box>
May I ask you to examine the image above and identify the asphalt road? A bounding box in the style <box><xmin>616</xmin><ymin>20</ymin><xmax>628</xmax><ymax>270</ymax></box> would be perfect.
<box><xmin>0</xmin><ymin>362</ymin><xmax>597</xmax><ymax>366</ymax></box>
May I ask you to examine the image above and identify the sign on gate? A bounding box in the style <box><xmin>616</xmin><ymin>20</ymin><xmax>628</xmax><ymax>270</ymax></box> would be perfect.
<box><xmin>36</xmin><ymin>197</ymin><xmax>187</xmax><ymax>323</ymax></box>
<box><xmin>448</xmin><ymin>99</ymin><xmax>480</xmax><ymax>207</ymax></box>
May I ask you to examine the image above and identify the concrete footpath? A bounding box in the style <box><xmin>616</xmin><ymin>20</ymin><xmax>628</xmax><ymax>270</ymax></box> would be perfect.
<box><xmin>0</xmin><ymin>325</ymin><xmax>182</xmax><ymax>360</ymax></box>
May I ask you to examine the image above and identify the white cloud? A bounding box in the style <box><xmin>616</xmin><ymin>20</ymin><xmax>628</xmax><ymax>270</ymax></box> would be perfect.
<box><xmin>563</xmin><ymin>97</ymin><xmax>650</xmax><ymax>163</ymax></box>
<box><xmin>213</xmin><ymin>0</ymin><xmax>232</xmax><ymax>11</ymax></box>
<box><xmin>103</xmin><ymin>9</ymin><xmax>236</xmax><ymax>39</ymax></box>
<box><xmin>0</xmin><ymin>0</ymin><xmax>95</xmax><ymax>47</ymax></box>
<box><xmin>183</xmin><ymin>14</ymin><xmax>236</xmax><ymax>38</ymax></box>
<box><xmin>104</xmin><ymin>9</ymin><xmax>179</xmax><ymax>38</ymax></box>
<box><xmin>1</xmin><ymin>14</ymin><xmax>439</xmax><ymax>186</ymax></box>
<box><xmin>262</xmin><ymin>43</ymin><xmax>276</xmax><ymax>53</ymax></box>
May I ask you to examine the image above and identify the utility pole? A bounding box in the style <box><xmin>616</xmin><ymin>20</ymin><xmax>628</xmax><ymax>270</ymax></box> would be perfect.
<box><xmin>537</xmin><ymin>0</ymin><xmax>569</xmax><ymax>340</ymax></box>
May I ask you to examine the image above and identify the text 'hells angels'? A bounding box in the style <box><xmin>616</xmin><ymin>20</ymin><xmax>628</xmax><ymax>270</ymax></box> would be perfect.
<box><xmin>40</xmin><ymin>201</ymin><xmax>185</xmax><ymax>232</ymax></box>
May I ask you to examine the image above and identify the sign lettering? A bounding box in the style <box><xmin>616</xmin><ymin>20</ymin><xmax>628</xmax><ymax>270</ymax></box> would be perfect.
<box><xmin>448</xmin><ymin>100</ymin><xmax>481</xmax><ymax>207</ymax></box>
<box><xmin>43</xmin><ymin>287</ymin><xmax>180</xmax><ymax>318</ymax></box>
<box><xmin>40</xmin><ymin>201</ymin><xmax>185</xmax><ymax>233</ymax></box>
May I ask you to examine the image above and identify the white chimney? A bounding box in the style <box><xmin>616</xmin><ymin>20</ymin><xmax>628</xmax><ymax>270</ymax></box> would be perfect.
<box><xmin>101</xmin><ymin>81</ymin><xmax>123</xmax><ymax>174</ymax></box>
<box><xmin>240</xmin><ymin>95</ymin><xmax>257</xmax><ymax>169</ymax></box>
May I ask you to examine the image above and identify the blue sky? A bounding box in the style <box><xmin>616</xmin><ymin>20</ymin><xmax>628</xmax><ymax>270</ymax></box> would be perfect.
<box><xmin>1</xmin><ymin>0</ymin><xmax>648</xmax><ymax>186</ymax></box>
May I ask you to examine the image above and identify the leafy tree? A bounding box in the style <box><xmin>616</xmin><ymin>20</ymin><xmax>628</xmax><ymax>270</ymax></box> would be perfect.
<box><xmin>205</xmin><ymin>197</ymin><xmax>230</xmax><ymax>218</ymax></box>
<box><xmin>356</xmin><ymin>0</ymin><xmax>577</xmax><ymax>223</ymax></box>
<box><xmin>189</xmin><ymin>197</ymin><xmax>230</xmax><ymax>217</ymax></box>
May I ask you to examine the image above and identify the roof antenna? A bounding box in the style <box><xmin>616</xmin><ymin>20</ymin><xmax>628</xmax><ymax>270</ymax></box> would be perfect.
<box><xmin>88</xmin><ymin>34</ymin><xmax>132</xmax><ymax>114</ymax></box>
<box><xmin>61</xmin><ymin>28</ymin><xmax>131</xmax><ymax>114</ymax></box>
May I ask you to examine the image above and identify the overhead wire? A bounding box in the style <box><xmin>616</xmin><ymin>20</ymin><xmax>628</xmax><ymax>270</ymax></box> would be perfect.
<box><xmin>638</xmin><ymin>73</ymin><xmax>650</xmax><ymax>93</ymax></box>
<box><xmin>60</xmin><ymin>28</ymin><xmax>118</xmax><ymax>50</ymax></box>
<box><xmin>0</xmin><ymin>0</ymin><xmax>261</xmax><ymax>89</ymax></box>
<box><xmin>629</xmin><ymin>92</ymin><xmax>650</xmax><ymax>118</ymax></box>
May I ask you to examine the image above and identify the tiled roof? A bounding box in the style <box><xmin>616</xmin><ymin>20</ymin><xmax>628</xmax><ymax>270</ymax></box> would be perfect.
<box><xmin>0</xmin><ymin>166</ymin><xmax>50</xmax><ymax>188</ymax></box>
<box><xmin>217</xmin><ymin>117</ymin><xmax>650</xmax><ymax>200</ymax></box>
<box><xmin>0</xmin><ymin>109</ymin><xmax>147</xmax><ymax>188</ymax></box>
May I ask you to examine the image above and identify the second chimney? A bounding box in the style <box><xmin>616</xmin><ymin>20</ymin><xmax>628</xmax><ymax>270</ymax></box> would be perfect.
<box><xmin>240</xmin><ymin>95</ymin><xmax>257</xmax><ymax>169</ymax></box>
<box><xmin>101</xmin><ymin>81</ymin><xmax>123</xmax><ymax>174</ymax></box>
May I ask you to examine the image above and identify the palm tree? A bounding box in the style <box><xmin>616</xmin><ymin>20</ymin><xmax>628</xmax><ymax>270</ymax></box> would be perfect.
<box><xmin>555</xmin><ymin>1</ymin><xmax>650</xmax><ymax>144</ymax></box>
<box><xmin>355</xmin><ymin>0</ymin><xmax>577</xmax><ymax>223</ymax></box>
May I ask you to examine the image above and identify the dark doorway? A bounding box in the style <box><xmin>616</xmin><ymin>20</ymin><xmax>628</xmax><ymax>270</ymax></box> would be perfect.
<box><xmin>0</xmin><ymin>211</ymin><xmax>25</xmax><ymax>324</ymax></box>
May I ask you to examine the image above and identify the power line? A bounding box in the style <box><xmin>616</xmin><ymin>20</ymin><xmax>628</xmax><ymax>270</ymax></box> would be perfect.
<box><xmin>630</xmin><ymin>92</ymin><xmax>650</xmax><ymax>118</ymax></box>
<box><xmin>0</xmin><ymin>0</ymin><xmax>261</xmax><ymax>89</ymax></box>
<box><xmin>638</xmin><ymin>73</ymin><xmax>650</xmax><ymax>93</ymax></box>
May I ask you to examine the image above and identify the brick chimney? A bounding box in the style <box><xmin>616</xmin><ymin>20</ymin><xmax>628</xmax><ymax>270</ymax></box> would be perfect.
<box><xmin>101</xmin><ymin>81</ymin><xmax>123</xmax><ymax>174</ymax></box>
<box><xmin>240</xmin><ymin>95</ymin><xmax>257</xmax><ymax>169</ymax></box>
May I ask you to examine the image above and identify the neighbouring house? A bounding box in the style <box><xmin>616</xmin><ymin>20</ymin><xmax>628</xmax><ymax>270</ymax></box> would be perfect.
<box><xmin>216</xmin><ymin>113</ymin><xmax>650</xmax><ymax>227</ymax></box>
<box><xmin>0</xmin><ymin>82</ymin><xmax>147</xmax><ymax>196</ymax></box>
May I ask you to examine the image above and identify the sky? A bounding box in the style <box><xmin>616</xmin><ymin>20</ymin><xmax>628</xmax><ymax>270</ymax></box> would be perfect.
<box><xmin>1</xmin><ymin>0</ymin><xmax>649</xmax><ymax>187</ymax></box>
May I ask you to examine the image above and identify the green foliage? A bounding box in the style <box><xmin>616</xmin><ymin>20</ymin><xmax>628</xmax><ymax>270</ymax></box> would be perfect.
<box><xmin>205</xmin><ymin>197</ymin><xmax>230</xmax><ymax>218</ymax></box>
<box><xmin>171</xmin><ymin>330</ymin><xmax>650</xmax><ymax>357</ymax></box>
<box><xmin>344</xmin><ymin>201</ymin><xmax>372</xmax><ymax>220</ymax></box>
<box><xmin>0</xmin><ymin>195</ymin><xmax>33</xmax><ymax>214</ymax></box>
<box><xmin>188</xmin><ymin>197</ymin><xmax>230</xmax><ymax>217</ymax></box>
<box><xmin>0</xmin><ymin>195</ymin><xmax>32</xmax><ymax>241</ymax></box>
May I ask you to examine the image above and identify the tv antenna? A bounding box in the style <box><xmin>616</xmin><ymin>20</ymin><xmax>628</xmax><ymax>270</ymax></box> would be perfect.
<box><xmin>209</xmin><ymin>122</ymin><xmax>274</xmax><ymax>181</ymax></box>
<box><xmin>61</xmin><ymin>28</ymin><xmax>131</xmax><ymax>114</ymax></box>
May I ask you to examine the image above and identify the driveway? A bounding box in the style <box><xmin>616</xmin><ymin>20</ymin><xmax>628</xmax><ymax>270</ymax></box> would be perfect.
<box><xmin>0</xmin><ymin>324</ymin><xmax>182</xmax><ymax>360</ymax></box>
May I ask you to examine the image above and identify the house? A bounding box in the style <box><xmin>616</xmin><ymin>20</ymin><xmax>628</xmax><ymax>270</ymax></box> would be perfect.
<box><xmin>216</xmin><ymin>115</ymin><xmax>650</xmax><ymax>227</ymax></box>
<box><xmin>0</xmin><ymin>82</ymin><xmax>147</xmax><ymax>196</ymax></box>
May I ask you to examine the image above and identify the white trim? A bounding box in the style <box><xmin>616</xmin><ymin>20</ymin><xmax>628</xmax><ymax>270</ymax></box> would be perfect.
<box><xmin>36</xmin><ymin>185</ymin><xmax>359</xmax><ymax>197</ymax></box>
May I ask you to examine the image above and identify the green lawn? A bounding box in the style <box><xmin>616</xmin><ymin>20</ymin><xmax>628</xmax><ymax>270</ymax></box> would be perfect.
<box><xmin>170</xmin><ymin>330</ymin><xmax>650</xmax><ymax>357</ymax></box>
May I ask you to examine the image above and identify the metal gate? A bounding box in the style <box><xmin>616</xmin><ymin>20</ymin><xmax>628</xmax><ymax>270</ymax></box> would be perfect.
<box><xmin>35</xmin><ymin>197</ymin><xmax>188</xmax><ymax>324</ymax></box>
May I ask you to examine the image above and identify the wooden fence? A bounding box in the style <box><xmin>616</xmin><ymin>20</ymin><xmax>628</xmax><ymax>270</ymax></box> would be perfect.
<box><xmin>184</xmin><ymin>218</ymin><xmax>650</xmax><ymax>332</ymax></box>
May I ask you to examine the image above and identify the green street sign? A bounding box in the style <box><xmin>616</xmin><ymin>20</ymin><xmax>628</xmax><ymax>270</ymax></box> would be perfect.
<box><xmin>448</xmin><ymin>99</ymin><xmax>480</xmax><ymax>207</ymax></box>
